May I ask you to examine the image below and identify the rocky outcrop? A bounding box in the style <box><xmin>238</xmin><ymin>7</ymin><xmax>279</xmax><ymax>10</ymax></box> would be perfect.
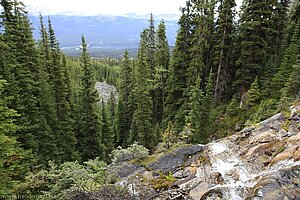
<box><xmin>148</xmin><ymin>145</ymin><xmax>204</xmax><ymax>175</ymax></box>
<box><xmin>95</xmin><ymin>81</ymin><xmax>118</xmax><ymax>102</ymax></box>
<box><xmin>109</xmin><ymin>104</ymin><xmax>300</xmax><ymax>200</ymax></box>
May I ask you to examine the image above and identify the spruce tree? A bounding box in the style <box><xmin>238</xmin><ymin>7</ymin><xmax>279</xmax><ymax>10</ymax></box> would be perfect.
<box><xmin>187</xmin><ymin>76</ymin><xmax>204</xmax><ymax>143</ymax></box>
<box><xmin>153</xmin><ymin>20</ymin><xmax>170</xmax><ymax>125</ymax></box>
<box><xmin>200</xmin><ymin>70</ymin><xmax>214</xmax><ymax>142</ymax></box>
<box><xmin>47</xmin><ymin>18</ymin><xmax>77</xmax><ymax>162</ymax></box>
<box><xmin>117</xmin><ymin>50</ymin><xmax>134</xmax><ymax>146</ymax></box>
<box><xmin>0</xmin><ymin>0</ymin><xmax>60</xmax><ymax>163</ymax></box>
<box><xmin>245</xmin><ymin>76</ymin><xmax>261</xmax><ymax>107</ymax></box>
<box><xmin>213</xmin><ymin>0</ymin><xmax>236</xmax><ymax>102</ymax></box>
<box><xmin>165</xmin><ymin>1</ymin><xmax>193</xmax><ymax>130</ymax></box>
<box><xmin>272</xmin><ymin>19</ymin><xmax>300</xmax><ymax>98</ymax></box>
<box><xmin>100</xmin><ymin>100</ymin><xmax>114</xmax><ymax>162</ymax></box>
<box><xmin>130</xmin><ymin>30</ymin><xmax>154</xmax><ymax>150</ymax></box>
<box><xmin>77</xmin><ymin>35</ymin><xmax>103</xmax><ymax>161</ymax></box>
<box><xmin>235</xmin><ymin>0</ymin><xmax>277</xmax><ymax>105</ymax></box>
<box><xmin>0</xmin><ymin>80</ymin><xmax>31</xmax><ymax>194</ymax></box>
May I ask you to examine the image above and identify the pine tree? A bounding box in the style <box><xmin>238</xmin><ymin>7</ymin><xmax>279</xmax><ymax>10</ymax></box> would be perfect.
<box><xmin>200</xmin><ymin>70</ymin><xmax>214</xmax><ymax>141</ymax></box>
<box><xmin>213</xmin><ymin>0</ymin><xmax>236</xmax><ymax>102</ymax></box>
<box><xmin>235</xmin><ymin>0</ymin><xmax>277</xmax><ymax>105</ymax></box>
<box><xmin>146</xmin><ymin>13</ymin><xmax>156</xmax><ymax>78</ymax></box>
<box><xmin>188</xmin><ymin>70</ymin><xmax>214</xmax><ymax>144</ymax></box>
<box><xmin>100</xmin><ymin>100</ymin><xmax>114</xmax><ymax>162</ymax></box>
<box><xmin>117</xmin><ymin>50</ymin><xmax>134</xmax><ymax>146</ymax></box>
<box><xmin>153</xmin><ymin>19</ymin><xmax>170</xmax><ymax>125</ymax></box>
<box><xmin>0</xmin><ymin>0</ymin><xmax>60</xmax><ymax>163</ymax></box>
<box><xmin>47</xmin><ymin>18</ymin><xmax>78</xmax><ymax>162</ymax></box>
<box><xmin>272</xmin><ymin>19</ymin><xmax>300</xmax><ymax>98</ymax></box>
<box><xmin>245</xmin><ymin>76</ymin><xmax>261</xmax><ymax>107</ymax></box>
<box><xmin>77</xmin><ymin>35</ymin><xmax>103</xmax><ymax>161</ymax></box>
<box><xmin>130</xmin><ymin>30</ymin><xmax>154</xmax><ymax>150</ymax></box>
<box><xmin>187</xmin><ymin>76</ymin><xmax>204</xmax><ymax>143</ymax></box>
<box><xmin>284</xmin><ymin>62</ymin><xmax>300</xmax><ymax>97</ymax></box>
<box><xmin>164</xmin><ymin>1</ymin><xmax>193</xmax><ymax>130</ymax></box>
<box><xmin>0</xmin><ymin>80</ymin><xmax>31</xmax><ymax>195</ymax></box>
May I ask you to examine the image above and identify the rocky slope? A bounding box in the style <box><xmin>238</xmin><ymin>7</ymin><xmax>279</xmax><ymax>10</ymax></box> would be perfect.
<box><xmin>110</xmin><ymin>105</ymin><xmax>300</xmax><ymax>200</ymax></box>
<box><xmin>95</xmin><ymin>82</ymin><xmax>118</xmax><ymax>103</ymax></box>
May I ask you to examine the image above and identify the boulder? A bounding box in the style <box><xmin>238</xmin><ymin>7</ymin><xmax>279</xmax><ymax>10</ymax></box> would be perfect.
<box><xmin>249</xmin><ymin>130</ymin><xmax>279</xmax><ymax>144</ymax></box>
<box><xmin>173</xmin><ymin>170</ymin><xmax>189</xmax><ymax>179</ymax></box>
<box><xmin>148</xmin><ymin>145</ymin><xmax>204</xmax><ymax>174</ymax></box>
<box><xmin>246</xmin><ymin>165</ymin><xmax>300</xmax><ymax>200</ymax></box>
<box><xmin>108</xmin><ymin>162</ymin><xmax>144</xmax><ymax>178</ymax></box>
<box><xmin>258</xmin><ymin>113</ymin><xmax>285</xmax><ymax>130</ymax></box>
<box><xmin>269</xmin><ymin>145</ymin><xmax>300</xmax><ymax>166</ymax></box>
<box><xmin>189</xmin><ymin>182</ymin><xmax>210</xmax><ymax>200</ymax></box>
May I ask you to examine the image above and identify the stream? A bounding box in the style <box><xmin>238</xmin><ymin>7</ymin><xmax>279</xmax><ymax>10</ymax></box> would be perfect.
<box><xmin>199</xmin><ymin>137</ymin><xmax>300</xmax><ymax>199</ymax></box>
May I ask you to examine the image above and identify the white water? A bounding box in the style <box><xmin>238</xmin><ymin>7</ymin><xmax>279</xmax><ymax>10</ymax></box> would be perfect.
<box><xmin>202</xmin><ymin>140</ymin><xmax>300</xmax><ymax>200</ymax></box>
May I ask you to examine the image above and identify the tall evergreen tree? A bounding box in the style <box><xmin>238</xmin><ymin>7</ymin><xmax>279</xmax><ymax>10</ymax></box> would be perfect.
<box><xmin>164</xmin><ymin>1</ymin><xmax>193</xmax><ymax>130</ymax></box>
<box><xmin>0</xmin><ymin>80</ymin><xmax>31</xmax><ymax>194</ymax></box>
<box><xmin>213</xmin><ymin>0</ymin><xmax>236</xmax><ymax>102</ymax></box>
<box><xmin>272</xmin><ymin>19</ymin><xmax>300</xmax><ymax>98</ymax></box>
<box><xmin>0</xmin><ymin>0</ymin><xmax>60</xmax><ymax>163</ymax></box>
<box><xmin>235</xmin><ymin>0</ymin><xmax>277</xmax><ymax>105</ymax></box>
<box><xmin>117</xmin><ymin>50</ymin><xmax>133</xmax><ymax>146</ymax></box>
<box><xmin>187</xmin><ymin>76</ymin><xmax>204</xmax><ymax>143</ymax></box>
<box><xmin>47</xmin><ymin>18</ymin><xmax>77</xmax><ymax>162</ymax></box>
<box><xmin>130</xmin><ymin>30</ymin><xmax>154</xmax><ymax>150</ymax></box>
<box><xmin>77</xmin><ymin>35</ymin><xmax>103</xmax><ymax>161</ymax></box>
<box><xmin>100</xmin><ymin>100</ymin><xmax>114</xmax><ymax>162</ymax></box>
<box><xmin>153</xmin><ymin>20</ymin><xmax>170</xmax><ymax>125</ymax></box>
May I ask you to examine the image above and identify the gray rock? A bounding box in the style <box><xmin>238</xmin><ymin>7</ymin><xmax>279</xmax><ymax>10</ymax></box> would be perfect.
<box><xmin>288</xmin><ymin>106</ymin><xmax>300</xmax><ymax>136</ymax></box>
<box><xmin>173</xmin><ymin>170</ymin><xmax>189</xmax><ymax>179</ymax></box>
<box><xmin>95</xmin><ymin>81</ymin><xmax>118</xmax><ymax>103</ymax></box>
<box><xmin>247</xmin><ymin>165</ymin><xmax>300</xmax><ymax>200</ymax></box>
<box><xmin>108</xmin><ymin>162</ymin><xmax>144</xmax><ymax>178</ymax></box>
<box><xmin>259</xmin><ymin>113</ymin><xmax>285</xmax><ymax>128</ymax></box>
<box><xmin>148</xmin><ymin>145</ymin><xmax>204</xmax><ymax>174</ymax></box>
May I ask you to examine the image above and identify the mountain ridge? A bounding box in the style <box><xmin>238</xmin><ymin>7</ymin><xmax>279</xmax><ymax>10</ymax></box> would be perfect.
<box><xmin>29</xmin><ymin>14</ymin><xmax>178</xmax><ymax>57</ymax></box>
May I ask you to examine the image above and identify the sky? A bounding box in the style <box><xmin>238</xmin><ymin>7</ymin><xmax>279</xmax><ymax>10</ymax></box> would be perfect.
<box><xmin>23</xmin><ymin>0</ymin><xmax>243</xmax><ymax>16</ymax></box>
<box><xmin>23</xmin><ymin>0</ymin><xmax>187</xmax><ymax>16</ymax></box>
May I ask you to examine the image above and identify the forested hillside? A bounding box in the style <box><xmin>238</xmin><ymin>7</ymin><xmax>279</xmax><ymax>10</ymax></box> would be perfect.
<box><xmin>0</xmin><ymin>0</ymin><xmax>299</xmax><ymax>198</ymax></box>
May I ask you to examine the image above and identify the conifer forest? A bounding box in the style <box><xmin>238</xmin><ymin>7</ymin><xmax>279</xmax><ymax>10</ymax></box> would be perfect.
<box><xmin>0</xmin><ymin>0</ymin><xmax>300</xmax><ymax>199</ymax></box>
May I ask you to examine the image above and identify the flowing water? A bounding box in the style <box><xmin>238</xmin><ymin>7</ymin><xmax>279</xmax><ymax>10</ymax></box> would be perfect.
<box><xmin>199</xmin><ymin>137</ymin><xmax>300</xmax><ymax>200</ymax></box>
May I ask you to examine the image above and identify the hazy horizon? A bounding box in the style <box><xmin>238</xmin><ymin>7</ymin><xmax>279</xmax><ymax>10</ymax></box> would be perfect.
<box><xmin>23</xmin><ymin>0</ymin><xmax>243</xmax><ymax>17</ymax></box>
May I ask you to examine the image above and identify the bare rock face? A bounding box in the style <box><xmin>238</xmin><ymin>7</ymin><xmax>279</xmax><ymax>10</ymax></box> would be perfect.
<box><xmin>95</xmin><ymin>82</ymin><xmax>118</xmax><ymax>103</ymax></box>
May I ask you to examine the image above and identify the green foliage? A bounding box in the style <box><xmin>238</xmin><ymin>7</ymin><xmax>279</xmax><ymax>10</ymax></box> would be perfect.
<box><xmin>77</xmin><ymin>35</ymin><xmax>103</xmax><ymax>161</ymax></box>
<box><xmin>164</xmin><ymin>1</ymin><xmax>193</xmax><ymax>127</ymax></box>
<box><xmin>153</xmin><ymin>19</ymin><xmax>170</xmax><ymax>125</ymax></box>
<box><xmin>117</xmin><ymin>50</ymin><xmax>134</xmax><ymax>147</ymax></box>
<box><xmin>130</xmin><ymin>30</ymin><xmax>154</xmax><ymax>149</ymax></box>
<box><xmin>248</xmin><ymin>99</ymin><xmax>278</xmax><ymax>124</ymax></box>
<box><xmin>161</xmin><ymin>122</ymin><xmax>178</xmax><ymax>149</ymax></box>
<box><xmin>94</xmin><ymin>59</ymin><xmax>119</xmax><ymax>86</ymax></box>
<box><xmin>148</xmin><ymin>171</ymin><xmax>177</xmax><ymax>191</ymax></box>
<box><xmin>245</xmin><ymin>76</ymin><xmax>261</xmax><ymax>107</ymax></box>
<box><xmin>16</xmin><ymin>158</ymin><xmax>113</xmax><ymax>198</ymax></box>
<box><xmin>111</xmin><ymin>142</ymin><xmax>149</xmax><ymax>163</ymax></box>
<box><xmin>0</xmin><ymin>80</ymin><xmax>31</xmax><ymax>195</ymax></box>
<box><xmin>213</xmin><ymin>0</ymin><xmax>236</xmax><ymax>102</ymax></box>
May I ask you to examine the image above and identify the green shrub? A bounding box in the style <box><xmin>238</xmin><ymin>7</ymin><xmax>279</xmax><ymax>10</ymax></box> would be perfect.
<box><xmin>111</xmin><ymin>142</ymin><xmax>149</xmax><ymax>163</ymax></box>
<box><xmin>15</xmin><ymin>158</ymin><xmax>114</xmax><ymax>198</ymax></box>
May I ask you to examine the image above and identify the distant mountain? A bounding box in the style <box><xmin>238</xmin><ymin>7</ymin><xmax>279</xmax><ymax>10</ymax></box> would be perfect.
<box><xmin>29</xmin><ymin>14</ymin><xmax>179</xmax><ymax>58</ymax></box>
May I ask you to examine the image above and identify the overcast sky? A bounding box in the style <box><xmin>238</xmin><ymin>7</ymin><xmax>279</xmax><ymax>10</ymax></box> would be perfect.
<box><xmin>23</xmin><ymin>0</ymin><xmax>243</xmax><ymax>16</ymax></box>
